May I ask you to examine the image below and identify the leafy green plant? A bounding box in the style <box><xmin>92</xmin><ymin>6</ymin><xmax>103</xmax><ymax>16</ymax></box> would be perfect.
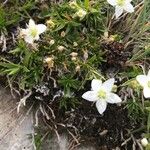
<box><xmin>34</xmin><ymin>132</ymin><xmax>43</xmax><ymax>150</ymax></box>
<box><xmin>126</xmin><ymin>99</ymin><xmax>144</xmax><ymax>122</ymax></box>
<box><xmin>0</xmin><ymin>1</ymin><xmax>150</xmax><ymax>148</ymax></box>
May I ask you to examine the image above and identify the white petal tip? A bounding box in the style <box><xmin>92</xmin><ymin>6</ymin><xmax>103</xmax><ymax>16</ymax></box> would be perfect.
<box><xmin>82</xmin><ymin>91</ymin><xmax>98</xmax><ymax>102</ymax></box>
<box><xmin>96</xmin><ymin>101</ymin><xmax>107</xmax><ymax>115</ymax></box>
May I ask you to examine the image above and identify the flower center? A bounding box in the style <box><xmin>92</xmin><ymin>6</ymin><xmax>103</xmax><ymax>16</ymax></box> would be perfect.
<box><xmin>97</xmin><ymin>89</ymin><xmax>107</xmax><ymax>99</ymax></box>
<box><xmin>147</xmin><ymin>81</ymin><xmax>150</xmax><ymax>88</ymax></box>
<box><xmin>77</xmin><ymin>10</ymin><xmax>86</xmax><ymax>18</ymax></box>
<box><xmin>69</xmin><ymin>1</ymin><xmax>78</xmax><ymax>9</ymax></box>
<box><xmin>30</xmin><ymin>28</ymin><xmax>38</xmax><ymax>37</ymax></box>
<box><xmin>117</xmin><ymin>0</ymin><xmax>125</xmax><ymax>6</ymax></box>
<box><xmin>78</xmin><ymin>12</ymin><xmax>83</xmax><ymax>17</ymax></box>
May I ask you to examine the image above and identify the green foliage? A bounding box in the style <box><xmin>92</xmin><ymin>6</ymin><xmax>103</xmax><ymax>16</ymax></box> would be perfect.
<box><xmin>40</xmin><ymin>0</ymin><xmax>104</xmax><ymax>33</ymax></box>
<box><xmin>0</xmin><ymin>58</ymin><xmax>28</xmax><ymax>76</ymax></box>
<box><xmin>0</xmin><ymin>6</ymin><xmax>19</xmax><ymax>31</ymax></box>
<box><xmin>0</xmin><ymin>0</ymin><xmax>105</xmax><ymax>98</ymax></box>
<box><xmin>126</xmin><ymin>99</ymin><xmax>144</xmax><ymax>122</ymax></box>
<box><xmin>0</xmin><ymin>0</ymin><xmax>37</xmax><ymax>31</ymax></box>
<box><xmin>59</xmin><ymin>97</ymin><xmax>80</xmax><ymax>109</ymax></box>
<box><xmin>120</xmin><ymin>66</ymin><xmax>142</xmax><ymax>78</ymax></box>
<box><xmin>58</xmin><ymin>76</ymin><xmax>81</xmax><ymax>109</ymax></box>
<box><xmin>34</xmin><ymin>132</ymin><xmax>42</xmax><ymax>150</ymax></box>
<box><xmin>114</xmin><ymin>0</ymin><xmax>150</xmax><ymax>63</ymax></box>
<box><xmin>58</xmin><ymin>76</ymin><xmax>80</xmax><ymax>96</ymax></box>
<box><xmin>0</xmin><ymin>39</ymin><xmax>44</xmax><ymax>90</ymax></box>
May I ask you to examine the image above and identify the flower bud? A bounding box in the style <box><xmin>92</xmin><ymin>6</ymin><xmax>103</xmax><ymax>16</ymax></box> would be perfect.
<box><xmin>61</xmin><ymin>31</ymin><xmax>66</xmax><ymax>37</ymax></box>
<box><xmin>76</xmin><ymin>9</ymin><xmax>87</xmax><ymax>19</ymax></box>
<box><xmin>58</xmin><ymin>45</ymin><xmax>65</xmax><ymax>51</ymax></box>
<box><xmin>49</xmin><ymin>39</ymin><xmax>55</xmax><ymax>45</ymax></box>
<box><xmin>109</xmin><ymin>35</ymin><xmax>115</xmax><ymax>42</ymax></box>
<box><xmin>70</xmin><ymin>52</ymin><xmax>78</xmax><ymax>57</ymax></box>
<box><xmin>73</xmin><ymin>42</ymin><xmax>78</xmax><ymax>47</ymax></box>
<box><xmin>104</xmin><ymin>31</ymin><xmax>109</xmax><ymax>38</ymax></box>
<box><xmin>83</xmin><ymin>50</ymin><xmax>88</xmax><ymax>60</ymax></box>
<box><xmin>46</xmin><ymin>19</ymin><xmax>55</xmax><ymax>28</ymax></box>
<box><xmin>69</xmin><ymin>1</ymin><xmax>78</xmax><ymax>9</ymax></box>
<box><xmin>145</xmin><ymin>45</ymin><xmax>150</xmax><ymax>50</ymax></box>
<box><xmin>129</xmin><ymin>80</ymin><xmax>140</xmax><ymax>89</ymax></box>
<box><xmin>75</xmin><ymin>65</ymin><xmax>80</xmax><ymax>72</ymax></box>
<box><xmin>112</xmin><ymin>85</ymin><xmax>117</xmax><ymax>92</ymax></box>
<box><xmin>44</xmin><ymin>57</ymin><xmax>54</xmax><ymax>68</ymax></box>
<box><xmin>141</xmin><ymin>138</ymin><xmax>148</xmax><ymax>147</ymax></box>
<box><xmin>71</xmin><ymin>57</ymin><xmax>77</xmax><ymax>61</ymax></box>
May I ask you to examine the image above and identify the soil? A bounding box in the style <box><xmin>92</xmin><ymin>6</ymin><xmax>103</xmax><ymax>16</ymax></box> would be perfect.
<box><xmin>31</xmin><ymin>78</ymin><xmax>141</xmax><ymax>149</ymax></box>
<box><xmin>42</xmin><ymin>98</ymin><xmax>139</xmax><ymax>150</ymax></box>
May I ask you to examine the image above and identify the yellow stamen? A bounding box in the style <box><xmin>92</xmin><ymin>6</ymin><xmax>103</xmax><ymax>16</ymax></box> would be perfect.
<box><xmin>30</xmin><ymin>28</ymin><xmax>38</xmax><ymax>37</ymax></box>
<box><xmin>97</xmin><ymin>90</ymin><xmax>106</xmax><ymax>99</ymax></box>
<box><xmin>117</xmin><ymin>0</ymin><xmax>125</xmax><ymax>6</ymax></box>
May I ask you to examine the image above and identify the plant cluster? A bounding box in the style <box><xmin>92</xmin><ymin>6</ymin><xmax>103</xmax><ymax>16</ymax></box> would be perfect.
<box><xmin>0</xmin><ymin>0</ymin><xmax>150</xmax><ymax>148</ymax></box>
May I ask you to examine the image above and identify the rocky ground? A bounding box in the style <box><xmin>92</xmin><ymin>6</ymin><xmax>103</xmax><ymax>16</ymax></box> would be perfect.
<box><xmin>0</xmin><ymin>85</ymin><xmax>97</xmax><ymax>150</ymax></box>
<box><xmin>0</xmin><ymin>85</ymin><xmax>34</xmax><ymax>150</ymax></box>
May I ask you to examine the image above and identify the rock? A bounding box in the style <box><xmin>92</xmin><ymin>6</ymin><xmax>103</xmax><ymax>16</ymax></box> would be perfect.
<box><xmin>0</xmin><ymin>86</ymin><xmax>34</xmax><ymax>150</ymax></box>
<box><xmin>0</xmin><ymin>85</ymin><xmax>97</xmax><ymax>150</ymax></box>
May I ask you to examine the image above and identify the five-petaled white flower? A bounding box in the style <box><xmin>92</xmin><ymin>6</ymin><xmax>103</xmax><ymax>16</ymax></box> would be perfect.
<box><xmin>69</xmin><ymin>1</ymin><xmax>78</xmax><ymax>9</ymax></box>
<box><xmin>107</xmin><ymin>0</ymin><xmax>134</xmax><ymax>19</ymax></box>
<box><xmin>76</xmin><ymin>9</ymin><xmax>87</xmax><ymax>19</ymax></box>
<box><xmin>82</xmin><ymin>78</ymin><xmax>122</xmax><ymax>114</ymax></box>
<box><xmin>136</xmin><ymin>70</ymin><xmax>150</xmax><ymax>98</ymax></box>
<box><xmin>21</xmin><ymin>19</ymin><xmax>47</xmax><ymax>44</ymax></box>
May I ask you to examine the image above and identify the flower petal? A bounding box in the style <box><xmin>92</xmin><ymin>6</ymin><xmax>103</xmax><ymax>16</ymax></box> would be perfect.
<box><xmin>34</xmin><ymin>35</ymin><xmax>40</xmax><ymax>40</ymax></box>
<box><xmin>102</xmin><ymin>78</ymin><xmax>115</xmax><ymax>92</ymax></box>
<box><xmin>91</xmin><ymin>79</ymin><xmax>102</xmax><ymax>91</ymax></box>
<box><xmin>20</xmin><ymin>29</ymin><xmax>28</xmax><ymax>35</ymax></box>
<box><xmin>136</xmin><ymin>75</ymin><xmax>148</xmax><ymax>87</ymax></box>
<box><xmin>24</xmin><ymin>36</ymin><xmax>34</xmax><ymax>44</ymax></box>
<box><xmin>37</xmin><ymin>24</ymin><xmax>47</xmax><ymax>34</ymax></box>
<box><xmin>107</xmin><ymin>0</ymin><xmax>117</xmax><ymax>6</ymax></box>
<box><xmin>96</xmin><ymin>100</ymin><xmax>107</xmax><ymax>114</ymax></box>
<box><xmin>123</xmin><ymin>3</ymin><xmax>134</xmax><ymax>13</ymax></box>
<box><xmin>148</xmin><ymin>70</ymin><xmax>150</xmax><ymax>76</ymax></box>
<box><xmin>107</xmin><ymin>93</ymin><xmax>122</xmax><ymax>104</ymax></box>
<box><xmin>115</xmin><ymin>6</ymin><xmax>123</xmax><ymax>19</ymax></box>
<box><xmin>29</xmin><ymin>19</ymin><xmax>36</xmax><ymax>28</ymax></box>
<box><xmin>143</xmin><ymin>87</ymin><xmax>150</xmax><ymax>98</ymax></box>
<box><xmin>82</xmin><ymin>91</ymin><xmax>98</xmax><ymax>102</ymax></box>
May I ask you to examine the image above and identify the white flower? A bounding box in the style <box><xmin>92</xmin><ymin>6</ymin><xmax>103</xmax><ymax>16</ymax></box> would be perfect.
<box><xmin>44</xmin><ymin>57</ymin><xmax>54</xmax><ymax>68</ymax></box>
<box><xmin>46</xmin><ymin>19</ymin><xmax>55</xmax><ymax>28</ymax></box>
<box><xmin>73</xmin><ymin>42</ymin><xmax>78</xmax><ymax>47</ymax></box>
<box><xmin>61</xmin><ymin>31</ymin><xmax>66</xmax><ymax>37</ymax></box>
<box><xmin>107</xmin><ymin>0</ymin><xmax>134</xmax><ymax>19</ymax></box>
<box><xmin>76</xmin><ymin>9</ymin><xmax>87</xmax><ymax>19</ymax></box>
<box><xmin>58</xmin><ymin>45</ymin><xmax>65</xmax><ymax>51</ymax></box>
<box><xmin>141</xmin><ymin>138</ymin><xmax>148</xmax><ymax>147</ymax></box>
<box><xmin>136</xmin><ymin>70</ymin><xmax>150</xmax><ymax>98</ymax></box>
<box><xmin>49</xmin><ymin>39</ymin><xmax>55</xmax><ymax>45</ymax></box>
<box><xmin>82</xmin><ymin>78</ymin><xmax>122</xmax><ymax>114</ymax></box>
<box><xmin>69</xmin><ymin>1</ymin><xmax>78</xmax><ymax>9</ymax></box>
<box><xmin>21</xmin><ymin>19</ymin><xmax>47</xmax><ymax>44</ymax></box>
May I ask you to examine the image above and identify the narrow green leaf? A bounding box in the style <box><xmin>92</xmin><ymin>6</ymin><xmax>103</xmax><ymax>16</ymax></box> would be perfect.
<box><xmin>84</xmin><ymin>0</ymin><xmax>89</xmax><ymax>10</ymax></box>
<box><xmin>9</xmin><ymin>48</ymin><xmax>21</xmax><ymax>54</ymax></box>
<box><xmin>8</xmin><ymin>68</ymin><xmax>20</xmax><ymax>75</ymax></box>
